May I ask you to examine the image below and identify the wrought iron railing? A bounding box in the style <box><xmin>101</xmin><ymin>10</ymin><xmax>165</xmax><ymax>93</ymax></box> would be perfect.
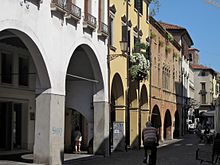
<box><xmin>84</xmin><ymin>12</ymin><xmax>97</xmax><ymax>29</ymax></box>
<box><xmin>51</xmin><ymin>0</ymin><xmax>66</xmax><ymax>10</ymax></box>
<box><xmin>98</xmin><ymin>21</ymin><xmax>108</xmax><ymax>36</ymax></box>
<box><xmin>65</xmin><ymin>1</ymin><xmax>81</xmax><ymax>19</ymax></box>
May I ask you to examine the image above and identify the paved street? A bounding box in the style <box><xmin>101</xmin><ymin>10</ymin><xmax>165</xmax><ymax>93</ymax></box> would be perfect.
<box><xmin>0</xmin><ymin>134</ymin><xmax>215</xmax><ymax>165</ymax></box>
<box><xmin>64</xmin><ymin>134</ymin><xmax>214</xmax><ymax>165</ymax></box>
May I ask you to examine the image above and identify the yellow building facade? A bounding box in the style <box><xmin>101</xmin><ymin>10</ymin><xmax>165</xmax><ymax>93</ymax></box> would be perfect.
<box><xmin>109</xmin><ymin>0</ymin><xmax>151</xmax><ymax>150</ymax></box>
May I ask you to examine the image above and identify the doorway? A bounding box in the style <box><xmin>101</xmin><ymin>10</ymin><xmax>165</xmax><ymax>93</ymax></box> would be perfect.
<box><xmin>0</xmin><ymin>102</ymin><xmax>22</xmax><ymax>151</ymax></box>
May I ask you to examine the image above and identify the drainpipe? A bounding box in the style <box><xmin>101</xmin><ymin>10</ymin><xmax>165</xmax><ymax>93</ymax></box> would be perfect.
<box><xmin>107</xmin><ymin>0</ymin><xmax>111</xmax><ymax>156</ymax></box>
<box><xmin>149</xmin><ymin>37</ymin><xmax>152</xmax><ymax>122</ymax></box>
<box><xmin>125</xmin><ymin>0</ymin><xmax>130</xmax><ymax>152</ymax></box>
<box><xmin>137</xmin><ymin>1</ymin><xmax>142</xmax><ymax>150</ymax></box>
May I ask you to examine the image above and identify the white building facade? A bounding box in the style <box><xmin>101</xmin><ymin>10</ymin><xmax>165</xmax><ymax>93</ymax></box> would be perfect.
<box><xmin>0</xmin><ymin>0</ymin><xmax>109</xmax><ymax>164</ymax></box>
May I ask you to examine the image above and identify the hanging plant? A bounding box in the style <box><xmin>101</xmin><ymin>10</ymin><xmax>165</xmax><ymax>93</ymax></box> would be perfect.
<box><xmin>166</xmin><ymin>33</ymin><xmax>174</xmax><ymax>42</ymax></box>
<box><xmin>129</xmin><ymin>42</ymin><xmax>150</xmax><ymax>81</ymax></box>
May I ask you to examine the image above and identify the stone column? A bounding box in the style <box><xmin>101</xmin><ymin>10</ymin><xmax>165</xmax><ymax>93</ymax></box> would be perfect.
<box><xmin>93</xmin><ymin>101</ymin><xmax>110</xmax><ymax>157</ymax></box>
<box><xmin>34</xmin><ymin>93</ymin><xmax>65</xmax><ymax>165</ymax></box>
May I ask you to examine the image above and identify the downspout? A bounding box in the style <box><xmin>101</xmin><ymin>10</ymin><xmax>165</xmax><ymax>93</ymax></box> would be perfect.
<box><xmin>125</xmin><ymin>0</ymin><xmax>130</xmax><ymax>151</ymax></box>
<box><xmin>137</xmin><ymin>1</ymin><xmax>141</xmax><ymax>150</ymax></box>
<box><xmin>107</xmin><ymin>0</ymin><xmax>111</xmax><ymax>156</ymax></box>
<box><xmin>149</xmin><ymin>36</ymin><xmax>152</xmax><ymax>122</ymax></box>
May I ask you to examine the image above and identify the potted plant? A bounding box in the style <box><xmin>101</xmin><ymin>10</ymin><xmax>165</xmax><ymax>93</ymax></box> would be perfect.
<box><xmin>129</xmin><ymin>42</ymin><xmax>150</xmax><ymax>81</ymax></box>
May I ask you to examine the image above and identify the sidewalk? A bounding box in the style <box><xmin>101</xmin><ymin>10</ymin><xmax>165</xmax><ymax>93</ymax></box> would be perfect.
<box><xmin>0</xmin><ymin>138</ymin><xmax>183</xmax><ymax>165</ymax></box>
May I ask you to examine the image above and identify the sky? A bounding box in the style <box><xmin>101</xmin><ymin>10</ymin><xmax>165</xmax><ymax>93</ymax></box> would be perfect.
<box><xmin>154</xmin><ymin>0</ymin><xmax>220</xmax><ymax>72</ymax></box>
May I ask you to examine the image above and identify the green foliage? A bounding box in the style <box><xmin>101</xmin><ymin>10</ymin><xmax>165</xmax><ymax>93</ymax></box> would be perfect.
<box><xmin>129</xmin><ymin>42</ymin><xmax>151</xmax><ymax>81</ymax></box>
<box><xmin>167</xmin><ymin>33</ymin><xmax>174</xmax><ymax>42</ymax></box>
<box><xmin>149</xmin><ymin>0</ymin><xmax>160</xmax><ymax>16</ymax></box>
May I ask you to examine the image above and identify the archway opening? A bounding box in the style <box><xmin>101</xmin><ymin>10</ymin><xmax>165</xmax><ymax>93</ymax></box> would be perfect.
<box><xmin>173</xmin><ymin>110</ymin><xmax>180</xmax><ymax>138</ymax></box>
<box><xmin>110</xmin><ymin>73</ymin><xmax>124</xmax><ymax>151</ymax></box>
<box><xmin>65</xmin><ymin>44</ymin><xmax>104</xmax><ymax>154</ymax></box>
<box><xmin>139</xmin><ymin>85</ymin><xmax>148</xmax><ymax>147</ymax></box>
<box><xmin>151</xmin><ymin>105</ymin><xmax>161</xmax><ymax>140</ymax></box>
<box><xmin>0</xmin><ymin>29</ymin><xmax>50</xmax><ymax>153</ymax></box>
<box><xmin>129</xmin><ymin>82</ymin><xmax>138</xmax><ymax>148</ymax></box>
<box><xmin>164</xmin><ymin>110</ymin><xmax>172</xmax><ymax>140</ymax></box>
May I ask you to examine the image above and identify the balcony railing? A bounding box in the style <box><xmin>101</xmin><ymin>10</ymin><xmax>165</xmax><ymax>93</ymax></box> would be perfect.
<box><xmin>98</xmin><ymin>21</ymin><xmax>108</xmax><ymax>37</ymax></box>
<box><xmin>51</xmin><ymin>0</ymin><xmax>66</xmax><ymax>12</ymax></box>
<box><xmin>65</xmin><ymin>1</ymin><xmax>81</xmax><ymax>20</ymax></box>
<box><xmin>83</xmin><ymin>12</ymin><xmax>97</xmax><ymax>30</ymax></box>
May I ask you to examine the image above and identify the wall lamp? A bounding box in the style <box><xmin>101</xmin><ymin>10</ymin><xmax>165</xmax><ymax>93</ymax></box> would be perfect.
<box><xmin>120</xmin><ymin>40</ymin><xmax>128</xmax><ymax>54</ymax></box>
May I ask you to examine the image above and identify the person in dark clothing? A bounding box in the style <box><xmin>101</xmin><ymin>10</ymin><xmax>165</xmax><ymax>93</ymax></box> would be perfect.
<box><xmin>142</xmin><ymin>121</ymin><xmax>159</xmax><ymax>165</ymax></box>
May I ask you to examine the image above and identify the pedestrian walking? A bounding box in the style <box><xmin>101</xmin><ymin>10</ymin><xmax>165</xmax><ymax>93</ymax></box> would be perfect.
<box><xmin>142</xmin><ymin>121</ymin><xmax>159</xmax><ymax>165</ymax></box>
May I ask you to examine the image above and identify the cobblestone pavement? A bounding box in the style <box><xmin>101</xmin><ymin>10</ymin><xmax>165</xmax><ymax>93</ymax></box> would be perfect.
<box><xmin>64</xmin><ymin>134</ymin><xmax>215</xmax><ymax>165</ymax></box>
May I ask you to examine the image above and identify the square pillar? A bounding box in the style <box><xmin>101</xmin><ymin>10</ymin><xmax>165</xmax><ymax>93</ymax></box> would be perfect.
<box><xmin>93</xmin><ymin>101</ymin><xmax>110</xmax><ymax>157</ymax></box>
<box><xmin>34</xmin><ymin>93</ymin><xmax>65</xmax><ymax>165</ymax></box>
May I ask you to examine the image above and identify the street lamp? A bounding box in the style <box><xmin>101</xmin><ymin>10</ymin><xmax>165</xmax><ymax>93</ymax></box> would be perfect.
<box><xmin>120</xmin><ymin>40</ymin><xmax>128</xmax><ymax>54</ymax></box>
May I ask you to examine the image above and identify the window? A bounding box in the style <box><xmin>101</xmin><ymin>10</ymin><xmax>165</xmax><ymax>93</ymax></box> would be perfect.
<box><xmin>134</xmin><ymin>36</ymin><xmax>140</xmax><ymax>47</ymax></box>
<box><xmin>188</xmin><ymin>53</ymin><xmax>193</xmax><ymax>61</ymax></box>
<box><xmin>158</xmin><ymin>65</ymin><xmax>160</xmax><ymax>87</ymax></box>
<box><xmin>146</xmin><ymin>2</ymin><xmax>149</xmax><ymax>21</ymax></box>
<box><xmin>122</xmin><ymin>25</ymin><xmax>128</xmax><ymax>42</ymax></box>
<box><xmin>19</xmin><ymin>57</ymin><xmax>29</xmax><ymax>86</ymax></box>
<box><xmin>201</xmin><ymin>71</ymin><xmax>206</xmax><ymax>76</ymax></box>
<box><xmin>201</xmin><ymin>94</ymin><xmax>206</xmax><ymax>104</ymax></box>
<box><xmin>128</xmin><ymin>30</ymin><xmax>131</xmax><ymax>54</ymax></box>
<box><xmin>134</xmin><ymin>0</ymin><xmax>143</xmax><ymax>14</ymax></box>
<box><xmin>98</xmin><ymin>0</ymin><xmax>105</xmax><ymax>22</ymax></box>
<box><xmin>201</xmin><ymin>82</ymin><xmax>206</xmax><ymax>104</ymax></box>
<box><xmin>1</xmin><ymin>53</ymin><xmax>13</xmax><ymax>84</ymax></box>
<box><xmin>201</xmin><ymin>82</ymin><xmax>206</xmax><ymax>90</ymax></box>
<box><xmin>109</xmin><ymin>16</ymin><xmax>114</xmax><ymax>46</ymax></box>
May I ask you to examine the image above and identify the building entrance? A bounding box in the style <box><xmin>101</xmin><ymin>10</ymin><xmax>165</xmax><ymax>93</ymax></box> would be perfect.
<box><xmin>0</xmin><ymin>102</ymin><xmax>22</xmax><ymax>151</ymax></box>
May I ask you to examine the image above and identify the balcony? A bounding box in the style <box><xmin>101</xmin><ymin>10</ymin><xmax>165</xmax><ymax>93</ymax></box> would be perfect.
<box><xmin>83</xmin><ymin>12</ymin><xmax>97</xmax><ymax>30</ymax></box>
<box><xmin>51</xmin><ymin>0</ymin><xmax>66</xmax><ymax>13</ymax></box>
<box><xmin>98</xmin><ymin>21</ymin><xmax>108</xmax><ymax>37</ymax></box>
<box><xmin>64</xmin><ymin>1</ymin><xmax>81</xmax><ymax>22</ymax></box>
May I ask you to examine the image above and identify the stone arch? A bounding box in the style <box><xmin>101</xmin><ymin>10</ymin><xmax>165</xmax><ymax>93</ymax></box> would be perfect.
<box><xmin>65</xmin><ymin>44</ymin><xmax>106</xmax><ymax>154</ymax></box>
<box><xmin>173</xmin><ymin>110</ymin><xmax>180</xmax><ymax>138</ymax></box>
<box><xmin>0</xmin><ymin>26</ymin><xmax>51</xmax><ymax>163</ymax></box>
<box><xmin>151</xmin><ymin>105</ymin><xmax>162</xmax><ymax>140</ymax></box>
<box><xmin>110</xmin><ymin>73</ymin><xmax>124</xmax><ymax>151</ymax></box>
<box><xmin>129</xmin><ymin>82</ymin><xmax>138</xmax><ymax>147</ymax></box>
<box><xmin>65</xmin><ymin>38</ymin><xmax>107</xmax><ymax>102</ymax></box>
<box><xmin>111</xmin><ymin>73</ymin><xmax>124</xmax><ymax>106</ymax></box>
<box><xmin>129</xmin><ymin>82</ymin><xmax>138</xmax><ymax>109</ymax></box>
<box><xmin>0</xmin><ymin>23</ymin><xmax>51</xmax><ymax>92</ymax></box>
<box><xmin>139</xmin><ymin>84</ymin><xmax>148</xmax><ymax>110</ymax></box>
<box><xmin>164</xmin><ymin>109</ymin><xmax>172</xmax><ymax>140</ymax></box>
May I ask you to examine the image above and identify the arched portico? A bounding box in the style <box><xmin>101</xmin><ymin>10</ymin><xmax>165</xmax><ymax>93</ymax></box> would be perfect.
<box><xmin>139</xmin><ymin>84</ymin><xmax>149</xmax><ymax>147</ymax></box>
<box><xmin>129</xmin><ymin>82</ymin><xmax>138</xmax><ymax>148</ymax></box>
<box><xmin>174</xmin><ymin>110</ymin><xmax>180</xmax><ymax>138</ymax></box>
<box><xmin>0</xmin><ymin>28</ymin><xmax>64</xmax><ymax>165</ymax></box>
<box><xmin>65</xmin><ymin>44</ymin><xmax>108</xmax><ymax>156</ymax></box>
<box><xmin>164</xmin><ymin>110</ymin><xmax>172</xmax><ymax>140</ymax></box>
<box><xmin>151</xmin><ymin>105</ymin><xmax>161</xmax><ymax>140</ymax></box>
<box><xmin>110</xmin><ymin>73</ymin><xmax>124</xmax><ymax>151</ymax></box>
